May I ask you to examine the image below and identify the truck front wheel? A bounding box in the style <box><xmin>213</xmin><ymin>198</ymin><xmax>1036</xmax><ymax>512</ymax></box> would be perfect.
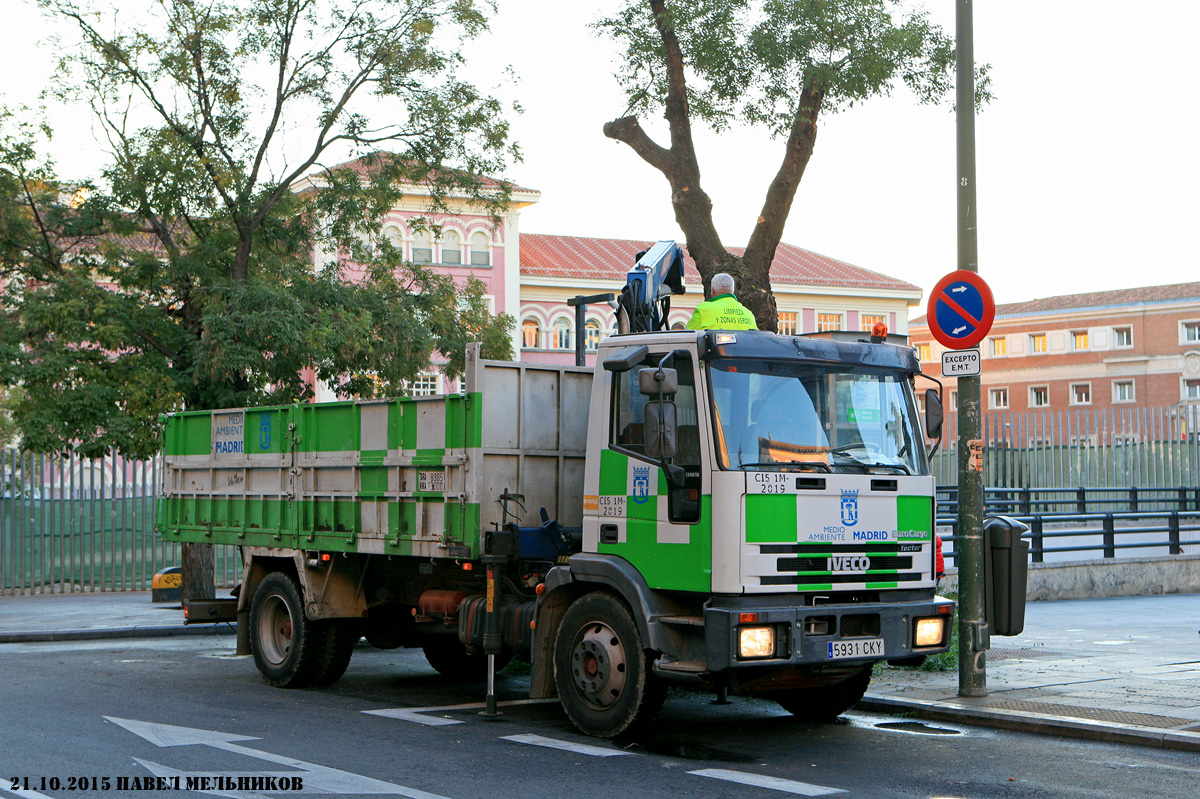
<box><xmin>554</xmin><ymin>592</ymin><xmax>665</xmax><ymax>739</ymax></box>
<box><xmin>773</xmin><ymin>666</ymin><xmax>872</xmax><ymax>722</ymax></box>
<box><xmin>249</xmin><ymin>572</ymin><xmax>323</xmax><ymax>688</ymax></box>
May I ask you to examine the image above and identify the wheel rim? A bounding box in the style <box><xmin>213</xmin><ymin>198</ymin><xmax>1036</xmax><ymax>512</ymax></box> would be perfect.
<box><xmin>569</xmin><ymin>620</ymin><xmax>628</xmax><ymax>710</ymax></box>
<box><xmin>257</xmin><ymin>593</ymin><xmax>294</xmax><ymax>666</ymax></box>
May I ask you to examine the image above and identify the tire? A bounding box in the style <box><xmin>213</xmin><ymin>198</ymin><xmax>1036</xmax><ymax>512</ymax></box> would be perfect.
<box><xmin>249</xmin><ymin>572</ymin><xmax>323</xmax><ymax>688</ymax></box>
<box><xmin>421</xmin><ymin>635</ymin><xmax>510</xmax><ymax>680</ymax></box>
<box><xmin>774</xmin><ymin>666</ymin><xmax>872</xmax><ymax>722</ymax></box>
<box><xmin>553</xmin><ymin>592</ymin><xmax>665</xmax><ymax>739</ymax></box>
<box><xmin>313</xmin><ymin>620</ymin><xmax>360</xmax><ymax>687</ymax></box>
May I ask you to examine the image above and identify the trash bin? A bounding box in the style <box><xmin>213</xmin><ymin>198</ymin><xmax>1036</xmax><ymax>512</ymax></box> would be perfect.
<box><xmin>984</xmin><ymin>515</ymin><xmax>1030</xmax><ymax>636</ymax></box>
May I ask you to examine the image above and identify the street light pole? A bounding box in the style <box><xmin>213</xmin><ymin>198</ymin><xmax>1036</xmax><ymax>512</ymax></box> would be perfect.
<box><xmin>956</xmin><ymin>0</ymin><xmax>988</xmax><ymax>697</ymax></box>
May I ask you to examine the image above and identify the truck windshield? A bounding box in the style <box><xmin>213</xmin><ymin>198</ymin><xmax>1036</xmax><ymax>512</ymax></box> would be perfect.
<box><xmin>708</xmin><ymin>358</ymin><xmax>927</xmax><ymax>475</ymax></box>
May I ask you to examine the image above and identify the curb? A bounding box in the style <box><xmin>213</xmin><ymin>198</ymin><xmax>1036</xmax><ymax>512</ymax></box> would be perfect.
<box><xmin>0</xmin><ymin>624</ymin><xmax>237</xmax><ymax>644</ymax></box>
<box><xmin>859</xmin><ymin>694</ymin><xmax>1200</xmax><ymax>753</ymax></box>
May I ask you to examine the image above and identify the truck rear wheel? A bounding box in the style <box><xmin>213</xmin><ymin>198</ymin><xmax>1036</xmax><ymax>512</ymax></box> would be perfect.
<box><xmin>554</xmin><ymin>592</ymin><xmax>665</xmax><ymax>739</ymax></box>
<box><xmin>250</xmin><ymin>572</ymin><xmax>323</xmax><ymax>688</ymax></box>
<box><xmin>313</xmin><ymin>620</ymin><xmax>360</xmax><ymax>686</ymax></box>
<box><xmin>773</xmin><ymin>666</ymin><xmax>872</xmax><ymax>722</ymax></box>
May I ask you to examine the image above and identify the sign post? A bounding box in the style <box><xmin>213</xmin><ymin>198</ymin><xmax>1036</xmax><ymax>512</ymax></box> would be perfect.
<box><xmin>953</xmin><ymin>0</ymin><xmax>988</xmax><ymax>699</ymax></box>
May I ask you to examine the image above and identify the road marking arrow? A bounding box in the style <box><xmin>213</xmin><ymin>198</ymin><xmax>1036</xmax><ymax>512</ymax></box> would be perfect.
<box><xmin>106</xmin><ymin>717</ymin><xmax>450</xmax><ymax>799</ymax></box>
<box><xmin>363</xmin><ymin>698</ymin><xmax>558</xmax><ymax>726</ymax></box>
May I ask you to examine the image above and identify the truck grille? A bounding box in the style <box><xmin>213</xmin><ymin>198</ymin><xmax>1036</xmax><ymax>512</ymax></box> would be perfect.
<box><xmin>759</xmin><ymin>542</ymin><xmax>930</xmax><ymax>589</ymax></box>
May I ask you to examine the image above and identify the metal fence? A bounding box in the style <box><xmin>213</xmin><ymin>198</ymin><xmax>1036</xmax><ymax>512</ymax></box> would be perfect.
<box><xmin>932</xmin><ymin>405</ymin><xmax>1200</xmax><ymax>489</ymax></box>
<box><xmin>1</xmin><ymin>449</ymin><xmax>239</xmax><ymax>595</ymax></box>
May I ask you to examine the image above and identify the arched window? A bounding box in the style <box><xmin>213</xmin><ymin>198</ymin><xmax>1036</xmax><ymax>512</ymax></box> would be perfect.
<box><xmin>441</xmin><ymin>230</ymin><xmax>461</xmax><ymax>264</ymax></box>
<box><xmin>412</xmin><ymin>231</ymin><xmax>433</xmax><ymax>264</ymax></box>
<box><xmin>521</xmin><ymin>317</ymin><xmax>541</xmax><ymax>349</ymax></box>
<box><xmin>585</xmin><ymin>319</ymin><xmax>601</xmax><ymax>351</ymax></box>
<box><xmin>382</xmin><ymin>225</ymin><xmax>402</xmax><ymax>250</ymax></box>
<box><xmin>552</xmin><ymin>318</ymin><xmax>572</xmax><ymax>350</ymax></box>
<box><xmin>470</xmin><ymin>232</ymin><xmax>490</xmax><ymax>266</ymax></box>
<box><xmin>670</xmin><ymin>321</ymin><xmax>686</xmax><ymax>331</ymax></box>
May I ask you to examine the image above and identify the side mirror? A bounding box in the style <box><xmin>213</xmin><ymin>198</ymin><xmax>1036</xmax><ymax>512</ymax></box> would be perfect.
<box><xmin>644</xmin><ymin>400</ymin><xmax>678</xmax><ymax>459</ymax></box>
<box><xmin>925</xmin><ymin>388</ymin><xmax>943</xmax><ymax>439</ymax></box>
<box><xmin>638</xmin><ymin>366</ymin><xmax>678</xmax><ymax>396</ymax></box>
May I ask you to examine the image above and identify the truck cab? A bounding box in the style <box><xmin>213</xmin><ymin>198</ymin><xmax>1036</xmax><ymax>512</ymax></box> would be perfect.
<box><xmin>538</xmin><ymin>329</ymin><xmax>951</xmax><ymax>737</ymax></box>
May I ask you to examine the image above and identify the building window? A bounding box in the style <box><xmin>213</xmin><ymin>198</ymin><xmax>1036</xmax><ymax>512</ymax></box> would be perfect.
<box><xmin>585</xmin><ymin>320</ymin><xmax>602</xmax><ymax>351</ymax></box>
<box><xmin>1182</xmin><ymin>322</ymin><xmax>1200</xmax><ymax>344</ymax></box>
<box><xmin>382</xmin><ymin>225</ymin><xmax>403</xmax><ymax>249</ymax></box>
<box><xmin>1114</xmin><ymin>326</ymin><xmax>1133</xmax><ymax>348</ymax></box>
<box><xmin>989</xmin><ymin>388</ymin><xmax>1009</xmax><ymax>409</ymax></box>
<box><xmin>1071</xmin><ymin>330</ymin><xmax>1088</xmax><ymax>351</ymax></box>
<box><xmin>860</xmin><ymin>313</ymin><xmax>885</xmax><ymax>333</ymax></box>
<box><xmin>916</xmin><ymin>343</ymin><xmax>931</xmax><ymax>361</ymax></box>
<box><xmin>670</xmin><ymin>321</ymin><xmax>686</xmax><ymax>331</ymax></box>
<box><xmin>1113</xmin><ymin>380</ymin><xmax>1135</xmax><ymax>403</ymax></box>
<box><xmin>817</xmin><ymin>313</ymin><xmax>843</xmax><ymax>332</ymax></box>
<box><xmin>778</xmin><ymin>311</ymin><xmax>797</xmax><ymax>336</ymax></box>
<box><xmin>470</xmin><ymin>232</ymin><xmax>490</xmax><ymax>266</ymax></box>
<box><xmin>406</xmin><ymin>373</ymin><xmax>439</xmax><ymax>397</ymax></box>
<box><xmin>990</xmin><ymin>337</ymin><xmax>1006</xmax><ymax>356</ymax></box>
<box><xmin>1184</xmin><ymin>379</ymin><xmax>1200</xmax><ymax>400</ymax></box>
<box><xmin>412</xmin><ymin>231</ymin><xmax>433</xmax><ymax>264</ymax></box>
<box><xmin>1071</xmin><ymin>383</ymin><xmax>1092</xmax><ymax>405</ymax></box>
<box><xmin>521</xmin><ymin>317</ymin><xmax>541</xmax><ymax>349</ymax></box>
<box><xmin>552</xmin><ymin>318</ymin><xmax>572</xmax><ymax>350</ymax></box>
<box><xmin>1030</xmin><ymin>333</ymin><xmax>1048</xmax><ymax>353</ymax></box>
<box><xmin>950</xmin><ymin>390</ymin><xmax>958</xmax><ymax>411</ymax></box>
<box><xmin>1030</xmin><ymin>386</ymin><xmax>1049</xmax><ymax>408</ymax></box>
<box><xmin>440</xmin><ymin>230</ymin><xmax>461</xmax><ymax>264</ymax></box>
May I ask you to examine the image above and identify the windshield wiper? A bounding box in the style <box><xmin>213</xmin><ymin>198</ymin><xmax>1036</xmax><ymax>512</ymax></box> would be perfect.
<box><xmin>737</xmin><ymin>461</ymin><xmax>832</xmax><ymax>473</ymax></box>
<box><xmin>829</xmin><ymin>451</ymin><xmax>913</xmax><ymax>475</ymax></box>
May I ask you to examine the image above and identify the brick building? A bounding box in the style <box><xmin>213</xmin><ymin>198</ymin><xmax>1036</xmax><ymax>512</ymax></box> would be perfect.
<box><xmin>910</xmin><ymin>282</ymin><xmax>1200</xmax><ymax>423</ymax></box>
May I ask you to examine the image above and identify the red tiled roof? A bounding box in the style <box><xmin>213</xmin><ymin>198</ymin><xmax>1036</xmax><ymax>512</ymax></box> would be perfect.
<box><xmin>519</xmin><ymin>233</ymin><xmax>921</xmax><ymax>292</ymax></box>
<box><xmin>322</xmin><ymin>153</ymin><xmax>536</xmax><ymax>194</ymax></box>
<box><xmin>910</xmin><ymin>281</ymin><xmax>1200</xmax><ymax>327</ymax></box>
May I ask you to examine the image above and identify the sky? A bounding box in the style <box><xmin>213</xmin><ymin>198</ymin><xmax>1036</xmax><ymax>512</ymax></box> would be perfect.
<box><xmin>5</xmin><ymin>1</ymin><xmax>1199</xmax><ymax>309</ymax></box>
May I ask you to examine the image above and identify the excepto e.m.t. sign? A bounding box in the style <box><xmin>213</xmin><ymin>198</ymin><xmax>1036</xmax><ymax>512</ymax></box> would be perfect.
<box><xmin>942</xmin><ymin>348</ymin><xmax>981</xmax><ymax>377</ymax></box>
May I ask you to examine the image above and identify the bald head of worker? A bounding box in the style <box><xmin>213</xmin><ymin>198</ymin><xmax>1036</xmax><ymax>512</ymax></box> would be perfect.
<box><xmin>711</xmin><ymin>273</ymin><xmax>735</xmax><ymax>297</ymax></box>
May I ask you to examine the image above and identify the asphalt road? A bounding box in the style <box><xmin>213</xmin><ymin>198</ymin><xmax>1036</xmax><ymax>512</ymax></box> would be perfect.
<box><xmin>2</xmin><ymin>636</ymin><xmax>1197</xmax><ymax>799</ymax></box>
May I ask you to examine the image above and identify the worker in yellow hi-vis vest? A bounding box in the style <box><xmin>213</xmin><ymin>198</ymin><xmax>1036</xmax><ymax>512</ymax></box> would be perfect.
<box><xmin>686</xmin><ymin>273</ymin><xmax>759</xmax><ymax>330</ymax></box>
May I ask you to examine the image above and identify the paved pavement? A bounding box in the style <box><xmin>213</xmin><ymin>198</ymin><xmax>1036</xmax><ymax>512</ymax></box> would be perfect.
<box><xmin>2</xmin><ymin>590</ymin><xmax>1198</xmax><ymax>751</ymax></box>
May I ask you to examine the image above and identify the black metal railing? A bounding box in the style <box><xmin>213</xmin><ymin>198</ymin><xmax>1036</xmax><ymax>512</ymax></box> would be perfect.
<box><xmin>938</xmin><ymin>510</ymin><xmax>1200</xmax><ymax>565</ymax></box>
<box><xmin>938</xmin><ymin>485</ymin><xmax>1200</xmax><ymax>516</ymax></box>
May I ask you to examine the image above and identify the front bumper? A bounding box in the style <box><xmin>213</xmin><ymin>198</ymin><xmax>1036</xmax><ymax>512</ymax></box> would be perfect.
<box><xmin>703</xmin><ymin>596</ymin><xmax>954</xmax><ymax>671</ymax></box>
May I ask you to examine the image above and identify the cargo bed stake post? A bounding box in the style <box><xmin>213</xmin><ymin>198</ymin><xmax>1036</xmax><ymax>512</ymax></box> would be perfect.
<box><xmin>480</xmin><ymin>551</ymin><xmax>507</xmax><ymax>718</ymax></box>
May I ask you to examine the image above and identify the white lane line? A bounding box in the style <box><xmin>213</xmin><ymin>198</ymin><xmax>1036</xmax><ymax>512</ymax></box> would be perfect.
<box><xmin>688</xmin><ymin>768</ymin><xmax>846</xmax><ymax>796</ymax></box>
<box><xmin>500</xmin><ymin>733</ymin><xmax>632</xmax><ymax>757</ymax></box>
<box><xmin>363</xmin><ymin>698</ymin><xmax>558</xmax><ymax>726</ymax></box>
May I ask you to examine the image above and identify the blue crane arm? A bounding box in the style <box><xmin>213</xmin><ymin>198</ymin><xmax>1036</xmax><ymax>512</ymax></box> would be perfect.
<box><xmin>616</xmin><ymin>240</ymin><xmax>686</xmax><ymax>334</ymax></box>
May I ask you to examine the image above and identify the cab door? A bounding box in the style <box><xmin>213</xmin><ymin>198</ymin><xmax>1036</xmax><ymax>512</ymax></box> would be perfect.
<box><xmin>584</xmin><ymin>348</ymin><xmax>712</xmax><ymax>592</ymax></box>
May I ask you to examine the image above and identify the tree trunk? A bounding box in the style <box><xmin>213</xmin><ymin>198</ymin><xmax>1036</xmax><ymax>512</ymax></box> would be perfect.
<box><xmin>181</xmin><ymin>542</ymin><xmax>216</xmax><ymax>603</ymax></box>
<box><xmin>604</xmin><ymin>4</ymin><xmax>826</xmax><ymax>334</ymax></box>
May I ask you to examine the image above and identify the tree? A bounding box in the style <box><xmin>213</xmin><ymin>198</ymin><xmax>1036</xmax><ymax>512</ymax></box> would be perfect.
<box><xmin>597</xmin><ymin>0</ymin><xmax>988</xmax><ymax>330</ymax></box>
<box><xmin>0</xmin><ymin>0</ymin><xmax>519</xmax><ymax>458</ymax></box>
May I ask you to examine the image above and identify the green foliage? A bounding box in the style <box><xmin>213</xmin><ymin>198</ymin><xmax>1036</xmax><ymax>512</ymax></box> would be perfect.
<box><xmin>598</xmin><ymin>0</ymin><xmax>989</xmax><ymax>135</ymax></box>
<box><xmin>0</xmin><ymin>0</ymin><xmax>519</xmax><ymax>458</ymax></box>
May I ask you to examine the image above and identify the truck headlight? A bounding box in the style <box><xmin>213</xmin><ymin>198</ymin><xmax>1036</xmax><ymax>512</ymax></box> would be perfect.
<box><xmin>914</xmin><ymin>617</ymin><xmax>946</xmax><ymax>648</ymax></box>
<box><xmin>738</xmin><ymin>626</ymin><xmax>775</xmax><ymax>658</ymax></box>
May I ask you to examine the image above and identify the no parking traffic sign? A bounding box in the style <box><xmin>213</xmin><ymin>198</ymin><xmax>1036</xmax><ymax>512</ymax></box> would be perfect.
<box><xmin>926</xmin><ymin>270</ymin><xmax>995</xmax><ymax>350</ymax></box>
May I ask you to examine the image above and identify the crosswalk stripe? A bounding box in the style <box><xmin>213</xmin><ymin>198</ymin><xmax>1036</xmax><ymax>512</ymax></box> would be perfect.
<box><xmin>501</xmin><ymin>733</ymin><xmax>632</xmax><ymax>757</ymax></box>
<box><xmin>688</xmin><ymin>768</ymin><xmax>846</xmax><ymax>796</ymax></box>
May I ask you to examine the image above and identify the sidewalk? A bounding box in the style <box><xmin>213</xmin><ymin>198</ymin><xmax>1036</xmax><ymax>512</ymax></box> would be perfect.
<box><xmin>862</xmin><ymin>594</ymin><xmax>1200</xmax><ymax>752</ymax></box>
<box><xmin>1</xmin><ymin>591</ymin><xmax>1198</xmax><ymax>751</ymax></box>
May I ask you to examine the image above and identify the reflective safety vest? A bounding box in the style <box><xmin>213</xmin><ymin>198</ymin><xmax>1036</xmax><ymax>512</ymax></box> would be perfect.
<box><xmin>685</xmin><ymin>294</ymin><xmax>758</xmax><ymax>330</ymax></box>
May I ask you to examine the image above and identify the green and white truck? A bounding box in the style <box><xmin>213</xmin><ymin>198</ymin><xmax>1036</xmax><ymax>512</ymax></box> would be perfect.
<box><xmin>159</xmin><ymin>329</ymin><xmax>951</xmax><ymax>738</ymax></box>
